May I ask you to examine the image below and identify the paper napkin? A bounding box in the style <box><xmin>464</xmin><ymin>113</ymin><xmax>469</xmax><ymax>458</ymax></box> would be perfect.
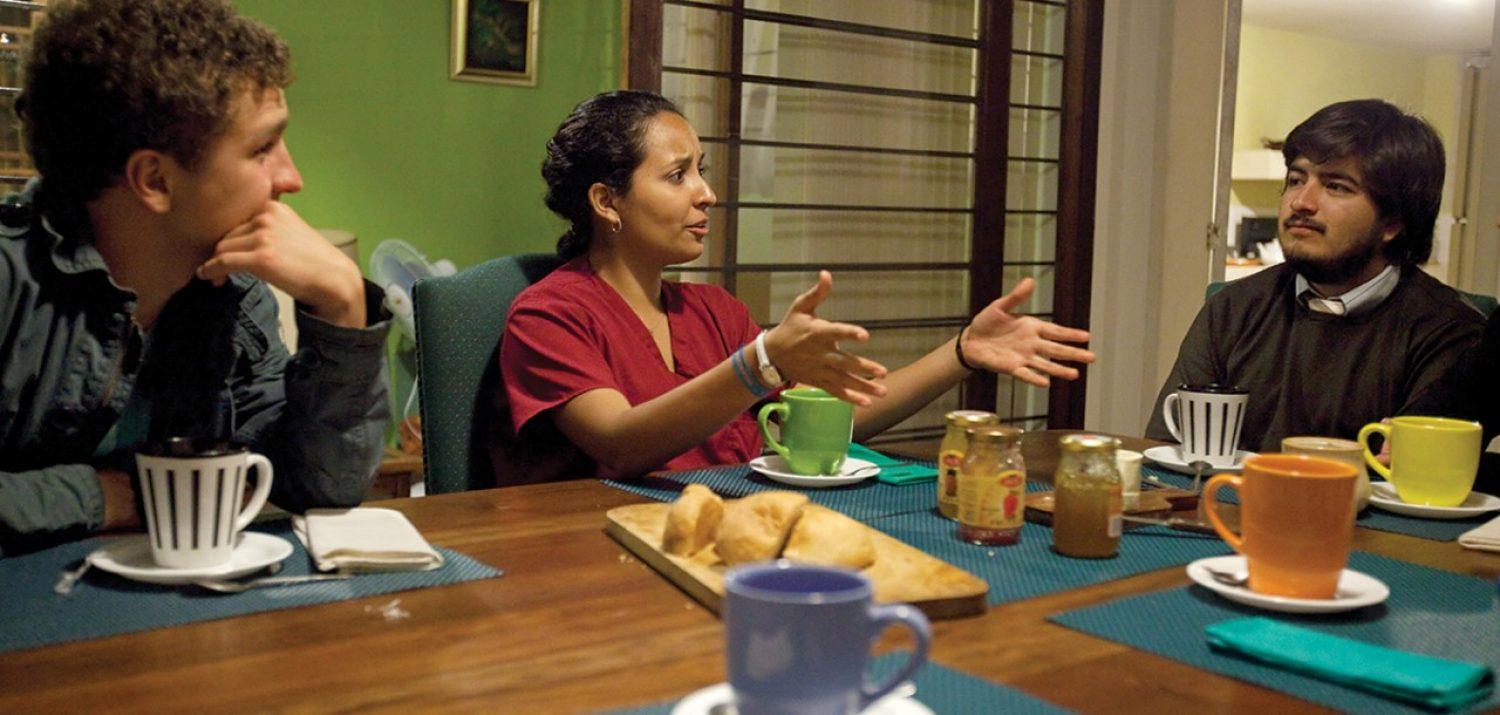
<box><xmin>1458</xmin><ymin>514</ymin><xmax>1500</xmax><ymax>553</ymax></box>
<box><xmin>1205</xmin><ymin>617</ymin><xmax>1494</xmax><ymax>711</ymax></box>
<box><xmin>847</xmin><ymin>444</ymin><xmax>938</xmax><ymax>485</ymax></box>
<box><xmin>292</xmin><ymin>507</ymin><xmax>444</xmax><ymax>573</ymax></box>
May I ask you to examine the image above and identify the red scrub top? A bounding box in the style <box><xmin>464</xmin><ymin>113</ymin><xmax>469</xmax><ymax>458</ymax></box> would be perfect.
<box><xmin>499</xmin><ymin>257</ymin><xmax>766</xmax><ymax>478</ymax></box>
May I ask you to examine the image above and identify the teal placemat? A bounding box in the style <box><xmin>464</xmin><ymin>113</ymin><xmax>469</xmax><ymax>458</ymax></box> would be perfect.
<box><xmin>605</xmin><ymin>458</ymin><xmax>941</xmax><ymax>522</ymax></box>
<box><xmin>1145</xmin><ymin>466</ymin><xmax>1492</xmax><ymax>542</ymax></box>
<box><xmin>1355</xmin><ymin>507</ymin><xmax>1494</xmax><ymax>542</ymax></box>
<box><xmin>869</xmin><ymin>510</ymin><xmax>1232</xmax><ymax>606</ymax></box>
<box><xmin>1050</xmin><ymin>552</ymin><xmax>1499</xmax><ymax>714</ymax></box>
<box><xmin>607</xmin><ymin>653</ymin><xmax>1069</xmax><ymax>714</ymax></box>
<box><xmin>0</xmin><ymin>522</ymin><xmax>503</xmax><ymax>654</ymax></box>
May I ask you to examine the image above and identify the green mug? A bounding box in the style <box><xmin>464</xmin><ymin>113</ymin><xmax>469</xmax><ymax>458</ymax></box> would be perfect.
<box><xmin>757</xmin><ymin>387</ymin><xmax>854</xmax><ymax>476</ymax></box>
<box><xmin>1357</xmin><ymin>416</ymin><xmax>1481</xmax><ymax>507</ymax></box>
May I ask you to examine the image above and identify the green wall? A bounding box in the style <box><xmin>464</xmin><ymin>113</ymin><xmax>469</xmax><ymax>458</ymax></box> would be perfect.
<box><xmin>236</xmin><ymin>0</ymin><xmax>623</xmax><ymax>272</ymax></box>
<box><xmin>234</xmin><ymin>0</ymin><xmax>622</xmax><ymax>441</ymax></box>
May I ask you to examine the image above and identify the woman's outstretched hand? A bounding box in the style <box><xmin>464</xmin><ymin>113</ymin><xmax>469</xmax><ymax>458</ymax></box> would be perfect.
<box><xmin>764</xmin><ymin>271</ymin><xmax>889</xmax><ymax>406</ymax></box>
<box><xmin>964</xmin><ymin>278</ymin><xmax>1095</xmax><ymax>387</ymax></box>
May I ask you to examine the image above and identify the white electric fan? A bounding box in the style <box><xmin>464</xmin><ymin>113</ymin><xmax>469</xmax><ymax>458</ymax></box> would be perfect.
<box><xmin>368</xmin><ymin>239</ymin><xmax>457</xmax><ymax>432</ymax></box>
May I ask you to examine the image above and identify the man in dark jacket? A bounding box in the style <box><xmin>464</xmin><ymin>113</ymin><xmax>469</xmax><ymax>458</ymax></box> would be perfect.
<box><xmin>1146</xmin><ymin>100</ymin><xmax>1482</xmax><ymax>451</ymax></box>
<box><xmin>0</xmin><ymin>0</ymin><xmax>391</xmax><ymax>555</ymax></box>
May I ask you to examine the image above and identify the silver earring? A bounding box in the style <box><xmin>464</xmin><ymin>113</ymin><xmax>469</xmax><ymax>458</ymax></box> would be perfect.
<box><xmin>611</xmin><ymin>220</ymin><xmax>622</xmax><ymax>234</ymax></box>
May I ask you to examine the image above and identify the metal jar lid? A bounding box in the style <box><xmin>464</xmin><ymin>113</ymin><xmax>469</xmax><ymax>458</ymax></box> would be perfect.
<box><xmin>945</xmin><ymin>410</ymin><xmax>999</xmax><ymax>429</ymax></box>
<box><xmin>967</xmin><ymin>425</ymin><xmax>1023</xmax><ymax>446</ymax></box>
<box><xmin>1059</xmin><ymin>434</ymin><xmax>1120</xmax><ymax>453</ymax></box>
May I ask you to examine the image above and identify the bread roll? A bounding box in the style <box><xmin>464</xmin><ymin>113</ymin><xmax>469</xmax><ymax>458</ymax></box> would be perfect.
<box><xmin>662</xmin><ymin>484</ymin><xmax>724</xmax><ymax>556</ymax></box>
<box><xmin>714</xmin><ymin>491</ymin><xmax>808</xmax><ymax>565</ymax></box>
<box><xmin>781</xmin><ymin>505</ymin><xmax>876</xmax><ymax>570</ymax></box>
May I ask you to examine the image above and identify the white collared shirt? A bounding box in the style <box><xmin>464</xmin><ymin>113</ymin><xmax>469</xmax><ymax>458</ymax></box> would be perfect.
<box><xmin>1294</xmin><ymin>264</ymin><xmax>1399</xmax><ymax>317</ymax></box>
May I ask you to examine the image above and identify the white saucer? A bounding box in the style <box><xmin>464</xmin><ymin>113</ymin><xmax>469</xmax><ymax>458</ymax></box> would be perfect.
<box><xmin>1367</xmin><ymin>482</ymin><xmax>1500</xmax><ymax>520</ymax></box>
<box><xmin>1186</xmin><ymin>555</ymin><xmax>1389</xmax><ymax>614</ymax></box>
<box><xmin>749</xmin><ymin>455</ymin><xmax>878</xmax><ymax>488</ymax></box>
<box><xmin>1143</xmin><ymin>445</ymin><xmax>1255</xmax><ymax>475</ymax></box>
<box><xmin>88</xmin><ymin>532</ymin><xmax>294</xmax><ymax>585</ymax></box>
<box><xmin>670</xmin><ymin>683</ymin><xmax>933</xmax><ymax>715</ymax></box>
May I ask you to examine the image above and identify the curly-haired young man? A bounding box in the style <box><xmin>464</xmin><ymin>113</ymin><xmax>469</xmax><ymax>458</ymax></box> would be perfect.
<box><xmin>0</xmin><ymin>0</ymin><xmax>391</xmax><ymax>554</ymax></box>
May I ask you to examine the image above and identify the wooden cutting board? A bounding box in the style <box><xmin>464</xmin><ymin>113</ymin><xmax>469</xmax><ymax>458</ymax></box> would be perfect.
<box><xmin>605</xmin><ymin>502</ymin><xmax>988</xmax><ymax>619</ymax></box>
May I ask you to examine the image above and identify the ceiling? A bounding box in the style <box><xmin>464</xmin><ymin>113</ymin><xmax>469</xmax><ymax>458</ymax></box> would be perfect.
<box><xmin>1243</xmin><ymin>0</ymin><xmax>1495</xmax><ymax>54</ymax></box>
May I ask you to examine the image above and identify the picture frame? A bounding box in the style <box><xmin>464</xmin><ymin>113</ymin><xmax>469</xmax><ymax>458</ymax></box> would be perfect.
<box><xmin>451</xmin><ymin>0</ymin><xmax>539</xmax><ymax>87</ymax></box>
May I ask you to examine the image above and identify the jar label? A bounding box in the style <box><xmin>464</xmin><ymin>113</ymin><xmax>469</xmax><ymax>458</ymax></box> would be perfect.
<box><xmin>939</xmin><ymin>451</ymin><xmax>964</xmax><ymax>501</ymax></box>
<box><xmin>959</xmin><ymin>468</ymin><xmax>1025</xmax><ymax>530</ymax></box>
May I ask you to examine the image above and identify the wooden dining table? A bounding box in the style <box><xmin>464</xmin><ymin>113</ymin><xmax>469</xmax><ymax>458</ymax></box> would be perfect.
<box><xmin>3</xmin><ymin>430</ymin><xmax>1497</xmax><ymax>713</ymax></box>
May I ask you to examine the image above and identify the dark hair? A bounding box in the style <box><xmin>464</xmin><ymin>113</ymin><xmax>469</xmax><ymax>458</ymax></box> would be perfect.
<box><xmin>1281</xmin><ymin>99</ymin><xmax>1445</xmax><ymax>265</ymax></box>
<box><xmin>541</xmin><ymin>90</ymin><xmax>682</xmax><ymax>260</ymax></box>
<box><xmin>17</xmin><ymin>0</ymin><xmax>291</xmax><ymax>207</ymax></box>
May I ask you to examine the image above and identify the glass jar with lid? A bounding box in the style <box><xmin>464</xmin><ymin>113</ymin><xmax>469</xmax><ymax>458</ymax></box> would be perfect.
<box><xmin>957</xmin><ymin>425</ymin><xmax>1027</xmax><ymax>545</ymax></box>
<box><xmin>1052</xmin><ymin>434</ymin><xmax>1123</xmax><ymax>558</ymax></box>
<box><xmin>937</xmin><ymin>410</ymin><xmax>999</xmax><ymax>520</ymax></box>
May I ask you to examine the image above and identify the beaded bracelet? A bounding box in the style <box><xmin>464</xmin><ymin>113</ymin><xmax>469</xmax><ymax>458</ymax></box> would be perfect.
<box><xmin>955</xmin><ymin>324</ymin><xmax>979</xmax><ymax>372</ymax></box>
<box><xmin>730</xmin><ymin>344</ymin><xmax>773</xmax><ymax>398</ymax></box>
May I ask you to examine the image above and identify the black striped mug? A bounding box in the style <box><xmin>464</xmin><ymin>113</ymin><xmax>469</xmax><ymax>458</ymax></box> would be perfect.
<box><xmin>136</xmin><ymin>439</ymin><xmax>274</xmax><ymax>569</ymax></box>
<box><xmin>1161</xmin><ymin>384</ymin><xmax>1248</xmax><ymax>468</ymax></box>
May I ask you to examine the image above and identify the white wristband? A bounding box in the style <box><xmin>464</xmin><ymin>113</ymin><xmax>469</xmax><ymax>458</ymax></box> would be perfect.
<box><xmin>753</xmin><ymin>330</ymin><xmax>783</xmax><ymax>388</ymax></box>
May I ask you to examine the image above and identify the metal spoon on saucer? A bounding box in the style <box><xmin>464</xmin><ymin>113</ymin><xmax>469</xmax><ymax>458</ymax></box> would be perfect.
<box><xmin>1188</xmin><ymin>460</ymin><xmax>1211</xmax><ymax>495</ymax></box>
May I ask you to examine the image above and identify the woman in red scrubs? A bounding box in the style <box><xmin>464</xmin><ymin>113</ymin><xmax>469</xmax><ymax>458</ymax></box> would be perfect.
<box><xmin>500</xmin><ymin>91</ymin><xmax>1095</xmax><ymax>479</ymax></box>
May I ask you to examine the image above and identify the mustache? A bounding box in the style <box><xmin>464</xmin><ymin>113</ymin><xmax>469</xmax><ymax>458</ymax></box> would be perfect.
<box><xmin>1283</xmin><ymin>216</ymin><xmax>1325</xmax><ymax>233</ymax></box>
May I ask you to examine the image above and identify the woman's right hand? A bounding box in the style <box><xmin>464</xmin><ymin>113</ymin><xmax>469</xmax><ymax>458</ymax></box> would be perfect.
<box><xmin>763</xmin><ymin>271</ymin><xmax>889</xmax><ymax>406</ymax></box>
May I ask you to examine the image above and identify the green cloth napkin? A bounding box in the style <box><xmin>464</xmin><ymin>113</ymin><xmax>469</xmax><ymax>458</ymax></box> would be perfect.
<box><xmin>1205</xmin><ymin>617</ymin><xmax>1494</xmax><ymax>711</ymax></box>
<box><xmin>847</xmin><ymin>444</ymin><xmax>938</xmax><ymax>485</ymax></box>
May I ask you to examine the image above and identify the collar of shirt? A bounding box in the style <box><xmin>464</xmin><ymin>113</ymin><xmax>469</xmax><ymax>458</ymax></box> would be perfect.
<box><xmin>1294</xmin><ymin>264</ymin><xmax>1399</xmax><ymax>318</ymax></box>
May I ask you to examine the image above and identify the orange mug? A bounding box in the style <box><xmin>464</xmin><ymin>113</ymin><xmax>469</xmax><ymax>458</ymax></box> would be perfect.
<box><xmin>1202</xmin><ymin>454</ymin><xmax>1357</xmax><ymax>599</ymax></box>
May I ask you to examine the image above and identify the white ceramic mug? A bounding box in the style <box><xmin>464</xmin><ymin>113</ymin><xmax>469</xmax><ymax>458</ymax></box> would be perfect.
<box><xmin>136</xmin><ymin>440</ymin><xmax>273</xmax><ymax>569</ymax></box>
<box><xmin>1162</xmin><ymin>384</ymin><xmax>1249</xmax><ymax>468</ymax></box>
<box><xmin>1281</xmin><ymin>436</ymin><xmax>1373</xmax><ymax>512</ymax></box>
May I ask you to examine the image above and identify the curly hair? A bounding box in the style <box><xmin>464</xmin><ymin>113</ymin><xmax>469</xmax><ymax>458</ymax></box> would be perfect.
<box><xmin>541</xmin><ymin>90</ymin><xmax>681</xmax><ymax>260</ymax></box>
<box><xmin>1282</xmin><ymin>99</ymin><xmax>1445</xmax><ymax>266</ymax></box>
<box><xmin>16</xmin><ymin>0</ymin><xmax>291</xmax><ymax>206</ymax></box>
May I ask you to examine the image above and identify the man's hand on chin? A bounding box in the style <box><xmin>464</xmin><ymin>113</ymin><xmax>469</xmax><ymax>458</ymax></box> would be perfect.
<box><xmin>193</xmin><ymin>202</ymin><xmax>368</xmax><ymax>329</ymax></box>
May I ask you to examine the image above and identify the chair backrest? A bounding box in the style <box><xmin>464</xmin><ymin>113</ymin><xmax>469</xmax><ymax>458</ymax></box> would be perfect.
<box><xmin>1207</xmin><ymin>280</ymin><xmax>1496</xmax><ymax>317</ymax></box>
<box><xmin>413</xmin><ymin>252</ymin><xmax>560</xmax><ymax>494</ymax></box>
<box><xmin>1458</xmin><ymin>290</ymin><xmax>1498</xmax><ymax>318</ymax></box>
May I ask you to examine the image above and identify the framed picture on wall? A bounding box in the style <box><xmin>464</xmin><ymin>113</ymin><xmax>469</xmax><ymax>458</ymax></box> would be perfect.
<box><xmin>450</xmin><ymin>0</ymin><xmax>539</xmax><ymax>86</ymax></box>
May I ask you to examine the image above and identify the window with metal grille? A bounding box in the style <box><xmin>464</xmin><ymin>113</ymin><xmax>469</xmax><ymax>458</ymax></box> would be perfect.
<box><xmin>629</xmin><ymin>0</ymin><xmax>1103</xmax><ymax>441</ymax></box>
<box><xmin>0</xmin><ymin>0</ymin><xmax>46</xmax><ymax>189</ymax></box>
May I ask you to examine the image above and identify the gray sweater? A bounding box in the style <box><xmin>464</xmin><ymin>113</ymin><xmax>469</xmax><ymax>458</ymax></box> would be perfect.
<box><xmin>1146</xmin><ymin>264</ymin><xmax>1484</xmax><ymax>452</ymax></box>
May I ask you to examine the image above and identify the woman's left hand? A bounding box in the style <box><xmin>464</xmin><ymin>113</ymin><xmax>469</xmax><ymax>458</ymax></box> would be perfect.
<box><xmin>962</xmin><ymin>278</ymin><xmax>1095</xmax><ymax>387</ymax></box>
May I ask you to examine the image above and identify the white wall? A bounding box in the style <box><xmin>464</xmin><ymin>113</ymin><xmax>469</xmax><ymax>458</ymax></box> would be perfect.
<box><xmin>1470</xmin><ymin>9</ymin><xmax>1500</xmax><ymax>297</ymax></box>
<box><xmin>1086</xmin><ymin>0</ymin><xmax>1230</xmax><ymax>435</ymax></box>
<box><xmin>1085</xmin><ymin>0</ymin><xmax>1169</xmax><ymax>435</ymax></box>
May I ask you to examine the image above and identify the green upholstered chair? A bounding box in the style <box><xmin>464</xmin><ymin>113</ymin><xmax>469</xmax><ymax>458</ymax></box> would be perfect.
<box><xmin>413</xmin><ymin>253</ymin><xmax>560</xmax><ymax>493</ymax></box>
<box><xmin>1461</xmin><ymin>290</ymin><xmax>1499</xmax><ymax>318</ymax></box>
<box><xmin>1205</xmin><ymin>279</ymin><xmax>1496</xmax><ymax>317</ymax></box>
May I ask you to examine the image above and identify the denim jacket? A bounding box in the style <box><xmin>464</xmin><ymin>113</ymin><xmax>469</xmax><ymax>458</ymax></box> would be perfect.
<box><xmin>0</xmin><ymin>183</ymin><xmax>392</xmax><ymax>555</ymax></box>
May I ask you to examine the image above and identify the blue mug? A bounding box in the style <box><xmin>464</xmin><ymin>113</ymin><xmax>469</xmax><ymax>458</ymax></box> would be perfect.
<box><xmin>724</xmin><ymin>561</ymin><xmax>932</xmax><ymax>715</ymax></box>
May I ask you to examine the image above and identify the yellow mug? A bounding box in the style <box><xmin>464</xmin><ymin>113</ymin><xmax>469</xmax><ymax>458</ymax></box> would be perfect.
<box><xmin>1357</xmin><ymin>416</ymin><xmax>1481</xmax><ymax>507</ymax></box>
<box><xmin>1202</xmin><ymin>454</ymin><xmax>1356</xmax><ymax>599</ymax></box>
